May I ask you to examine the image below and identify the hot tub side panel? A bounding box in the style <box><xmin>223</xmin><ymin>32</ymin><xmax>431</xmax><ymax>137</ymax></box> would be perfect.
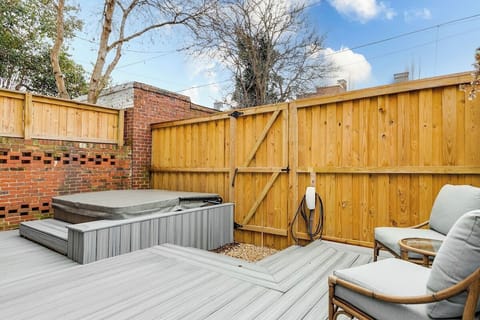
<box><xmin>67</xmin><ymin>203</ymin><xmax>234</xmax><ymax>264</ymax></box>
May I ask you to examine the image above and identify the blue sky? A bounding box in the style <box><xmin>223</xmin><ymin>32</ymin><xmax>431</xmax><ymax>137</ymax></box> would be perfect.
<box><xmin>70</xmin><ymin>0</ymin><xmax>480</xmax><ymax>108</ymax></box>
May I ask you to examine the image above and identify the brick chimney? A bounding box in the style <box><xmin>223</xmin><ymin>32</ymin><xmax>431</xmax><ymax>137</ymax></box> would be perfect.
<box><xmin>394</xmin><ymin>72</ymin><xmax>409</xmax><ymax>83</ymax></box>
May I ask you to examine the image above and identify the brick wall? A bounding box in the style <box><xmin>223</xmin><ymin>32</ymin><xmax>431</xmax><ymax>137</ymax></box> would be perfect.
<box><xmin>126</xmin><ymin>82</ymin><xmax>217</xmax><ymax>189</ymax></box>
<box><xmin>0</xmin><ymin>137</ymin><xmax>131</xmax><ymax>230</ymax></box>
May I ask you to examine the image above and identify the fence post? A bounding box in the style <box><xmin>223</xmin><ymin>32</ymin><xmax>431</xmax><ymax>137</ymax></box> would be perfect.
<box><xmin>287</xmin><ymin>101</ymin><xmax>298</xmax><ymax>245</ymax></box>
<box><xmin>228</xmin><ymin>116</ymin><xmax>236</xmax><ymax>203</ymax></box>
<box><xmin>117</xmin><ymin>109</ymin><xmax>125</xmax><ymax>147</ymax></box>
<box><xmin>24</xmin><ymin>93</ymin><xmax>33</xmax><ymax>139</ymax></box>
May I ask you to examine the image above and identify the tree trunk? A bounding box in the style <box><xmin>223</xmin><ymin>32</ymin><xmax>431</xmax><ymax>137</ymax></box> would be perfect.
<box><xmin>51</xmin><ymin>0</ymin><xmax>69</xmax><ymax>99</ymax></box>
<box><xmin>87</xmin><ymin>0</ymin><xmax>115</xmax><ymax>104</ymax></box>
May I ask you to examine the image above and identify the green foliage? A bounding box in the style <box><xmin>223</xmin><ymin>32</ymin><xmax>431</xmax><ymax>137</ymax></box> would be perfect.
<box><xmin>233</xmin><ymin>30</ymin><xmax>280</xmax><ymax>107</ymax></box>
<box><xmin>30</xmin><ymin>50</ymin><xmax>88</xmax><ymax>98</ymax></box>
<box><xmin>0</xmin><ymin>0</ymin><xmax>85</xmax><ymax>97</ymax></box>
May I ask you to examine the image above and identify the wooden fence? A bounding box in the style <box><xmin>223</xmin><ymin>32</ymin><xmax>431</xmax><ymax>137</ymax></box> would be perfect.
<box><xmin>0</xmin><ymin>89</ymin><xmax>124</xmax><ymax>145</ymax></box>
<box><xmin>151</xmin><ymin>72</ymin><xmax>480</xmax><ymax>249</ymax></box>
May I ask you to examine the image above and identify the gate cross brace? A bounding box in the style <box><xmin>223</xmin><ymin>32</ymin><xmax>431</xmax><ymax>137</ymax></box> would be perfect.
<box><xmin>243</xmin><ymin>109</ymin><xmax>281</xmax><ymax>168</ymax></box>
<box><xmin>241</xmin><ymin>171</ymin><xmax>281</xmax><ymax>226</ymax></box>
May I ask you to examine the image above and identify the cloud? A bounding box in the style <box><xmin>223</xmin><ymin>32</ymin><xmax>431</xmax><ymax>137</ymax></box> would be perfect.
<box><xmin>403</xmin><ymin>8</ymin><xmax>432</xmax><ymax>22</ymax></box>
<box><xmin>324</xmin><ymin>47</ymin><xmax>372</xmax><ymax>88</ymax></box>
<box><xmin>183</xmin><ymin>54</ymin><xmax>223</xmax><ymax>107</ymax></box>
<box><xmin>328</xmin><ymin>0</ymin><xmax>396</xmax><ymax>23</ymax></box>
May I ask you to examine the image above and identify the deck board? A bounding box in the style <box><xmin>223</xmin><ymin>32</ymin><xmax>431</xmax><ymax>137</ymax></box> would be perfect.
<box><xmin>0</xmin><ymin>230</ymin><xmax>76</xmax><ymax>286</ymax></box>
<box><xmin>0</xmin><ymin>230</ymin><xmax>375</xmax><ymax>319</ymax></box>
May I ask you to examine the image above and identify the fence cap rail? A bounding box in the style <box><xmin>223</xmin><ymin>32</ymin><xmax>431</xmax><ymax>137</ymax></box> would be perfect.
<box><xmin>294</xmin><ymin>71</ymin><xmax>473</xmax><ymax>108</ymax></box>
<box><xmin>151</xmin><ymin>103</ymin><xmax>289</xmax><ymax>129</ymax></box>
<box><xmin>0</xmin><ymin>87</ymin><xmax>117</xmax><ymax>112</ymax></box>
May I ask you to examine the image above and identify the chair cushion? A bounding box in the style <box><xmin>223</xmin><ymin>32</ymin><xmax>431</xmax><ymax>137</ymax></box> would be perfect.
<box><xmin>374</xmin><ymin>227</ymin><xmax>445</xmax><ymax>258</ymax></box>
<box><xmin>427</xmin><ymin>210</ymin><xmax>480</xmax><ymax>318</ymax></box>
<box><xmin>429</xmin><ymin>184</ymin><xmax>480</xmax><ymax>235</ymax></box>
<box><xmin>334</xmin><ymin>259</ymin><xmax>432</xmax><ymax>319</ymax></box>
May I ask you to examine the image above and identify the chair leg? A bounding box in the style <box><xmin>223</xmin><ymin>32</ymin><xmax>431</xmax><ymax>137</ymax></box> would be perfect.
<box><xmin>373</xmin><ymin>240</ymin><xmax>380</xmax><ymax>261</ymax></box>
<box><xmin>329</xmin><ymin>279</ymin><xmax>335</xmax><ymax>320</ymax></box>
<box><xmin>463</xmin><ymin>277</ymin><xmax>480</xmax><ymax>319</ymax></box>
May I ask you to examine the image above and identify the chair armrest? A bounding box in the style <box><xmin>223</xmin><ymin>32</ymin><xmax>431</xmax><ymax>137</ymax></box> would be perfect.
<box><xmin>410</xmin><ymin>220</ymin><xmax>429</xmax><ymax>229</ymax></box>
<box><xmin>329</xmin><ymin>267</ymin><xmax>480</xmax><ymax>305</ymax></box>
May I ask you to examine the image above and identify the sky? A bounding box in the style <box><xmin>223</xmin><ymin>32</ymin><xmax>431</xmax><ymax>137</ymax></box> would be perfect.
<box><xmin>69</xmin><ymin>0</ymin><xmax>480</xmax><ymax>108</ymax></box>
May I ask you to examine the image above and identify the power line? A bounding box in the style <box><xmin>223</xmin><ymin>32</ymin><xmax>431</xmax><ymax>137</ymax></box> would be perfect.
<box><xmin>336</xmin><ymin>26</ymin><xmax>480</xmax><ymax>68</ymax></box>
<box><xmin>175</xmin><ymin>79</ymin><xmax>230</xmax><ymax>93</ymax></box>
<box><xmin>115</xmin><ymin>53</ymin><xmax>173</xmax><ymax>69</ymax></box>
<box><xmin>74</xmin><ymin>35</ymin><xmax>182</xmax><ymax>55</ymax></box>
<box><xmin>324</xmin><ymin>13</ymin><xmax>480</xmax><ymax>57</ymax></box>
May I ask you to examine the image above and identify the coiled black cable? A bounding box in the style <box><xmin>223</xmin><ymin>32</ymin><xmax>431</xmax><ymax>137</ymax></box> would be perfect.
<box><xmin>290</xmin><ymin>193</ymin><xmax>324</xmax><ymax>243</ymax></box>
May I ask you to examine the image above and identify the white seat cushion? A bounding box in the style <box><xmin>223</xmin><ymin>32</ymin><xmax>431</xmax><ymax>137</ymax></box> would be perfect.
<box><xmin>334</xmin><ymin>259</ymin><xmax>432</xmax><ymax>320</ymax></box>
<box><xmin>374</xmin><ymin>227</ymin><xmax>445</xmax><ymax>258</ymax></box>
<box><xmin>427</xmin><ymin>210</ymin><xmax>480</xmax><ymax>318</ymax></box>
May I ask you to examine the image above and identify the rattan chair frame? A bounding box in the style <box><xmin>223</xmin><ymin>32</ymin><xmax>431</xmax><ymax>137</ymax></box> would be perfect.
<box><xmin>328</xmin><ymin>267</ymin><xmax>480</xmax><ymax>320</ymax></box>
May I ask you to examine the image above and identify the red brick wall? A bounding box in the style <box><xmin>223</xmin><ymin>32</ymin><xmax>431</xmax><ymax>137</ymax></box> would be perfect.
<box><xmin>125</xmin><ymin>83</ymin><xmax>217</xmax><ymax>189</ymax></box>
<box><xmin>0</xmin><ymin>138</ymin><xmax>131</xmax><ymax>230</ymax></box>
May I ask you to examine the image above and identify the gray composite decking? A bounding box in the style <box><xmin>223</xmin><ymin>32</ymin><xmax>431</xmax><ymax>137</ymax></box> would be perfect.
<box><xmin>0</xmin><ymin>230</ymin><xmax>76</xmax><ymax>286</ymax></box>
<box><xmin>0</xmin><ymin>230</ymin><xmax>374</xmax><ymax>319</ymax></box>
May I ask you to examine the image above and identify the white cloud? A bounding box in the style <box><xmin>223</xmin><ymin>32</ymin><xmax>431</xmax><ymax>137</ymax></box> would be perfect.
<box><xmin>324</xmin><ymin>47</ymin><xmax>372</xmax><ymax>88</ymax></box>
<box><xmin>183</xmin><ymin>53</ymin><xmax>223</xmax><ymax>107</ymax></box>
<box><xmin>403</xmin><ymin>8</ymin><xmax>432</xmax><ymax>22</ymax></box>
<box><xmin>328</xmin><ymin>0</ymin><xmax>396</xmax><ymax>23</ymax></box>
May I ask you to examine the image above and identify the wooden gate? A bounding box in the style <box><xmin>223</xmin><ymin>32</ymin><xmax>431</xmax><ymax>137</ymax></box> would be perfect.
<box><xmin>229</xmin><ymin>104</ymin><xmax>290</xmax><ymax>248</ymax></box>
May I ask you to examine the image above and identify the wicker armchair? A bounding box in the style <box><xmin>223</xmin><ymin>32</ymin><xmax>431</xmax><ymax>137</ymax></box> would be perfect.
<box><xmin>330</xmin><ymin>210</ymin><xmax>480</xmax><ymax>320</ymax></box>
<box><xmin>373</xmin><ymin>184</ymin><xmax>480</xmax><ymax>261</ymax></box>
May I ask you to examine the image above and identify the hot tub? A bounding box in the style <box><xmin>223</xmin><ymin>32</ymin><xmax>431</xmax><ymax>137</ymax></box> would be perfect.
<box><xmin>21</xmin><ymin>189</ymin><xmax>232</xmax><ymax>263</ymax></box>
<box><xmin>52</xmin><ymin>189</ymin><xmax>223</xmax><ymax>223</ymax></box>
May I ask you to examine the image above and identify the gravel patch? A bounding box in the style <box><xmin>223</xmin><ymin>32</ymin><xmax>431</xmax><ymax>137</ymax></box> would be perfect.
<box><xmin>211</xmin><ymin>242</ymin><xmax>278</xmax><ymax>262</ymax></box>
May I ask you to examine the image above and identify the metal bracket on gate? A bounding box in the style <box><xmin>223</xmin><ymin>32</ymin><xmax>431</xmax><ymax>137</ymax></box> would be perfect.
<box><xmin>234</xmin><ymin>222</ymin><xmax>243</xmax><ymax>229</ymax></box>
<box><xmin>281</xmin><ymin>166</ymin><xmax>290</xmax><ymax>173</ymax></box>
<box><xmin>229</xmin><ymin>110</ymin><xmax>244</xmax><ymax>118</ymax></box>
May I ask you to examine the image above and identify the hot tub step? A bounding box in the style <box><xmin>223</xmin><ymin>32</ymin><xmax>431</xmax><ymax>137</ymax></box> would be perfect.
<box><xmin>19</xmin><ymin>219</ymin><xmax>69</xmax><ymax>255</ymax></box>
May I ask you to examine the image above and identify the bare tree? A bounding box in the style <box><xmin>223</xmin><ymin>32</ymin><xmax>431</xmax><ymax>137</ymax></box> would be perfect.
<box><xmin>191</xmin><ymin>0</ymin><xmax>335</xmax><ymax>107</ymax></box>
<box><xmin>51</xmin><ymin>0</ymin><xmax>69</xmax><ymax>99</ymax></box>
<box><xmin>87</xmin><ymin>0</ymin><xmax>215</xmax><ymax>104</ymax></box>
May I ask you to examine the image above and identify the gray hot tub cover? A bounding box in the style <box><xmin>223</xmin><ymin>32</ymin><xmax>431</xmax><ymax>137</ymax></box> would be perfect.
<box><xmin>52</xmin><ymin>189</ymin><xmax>222</xmax><ymax>219</ymax></box>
